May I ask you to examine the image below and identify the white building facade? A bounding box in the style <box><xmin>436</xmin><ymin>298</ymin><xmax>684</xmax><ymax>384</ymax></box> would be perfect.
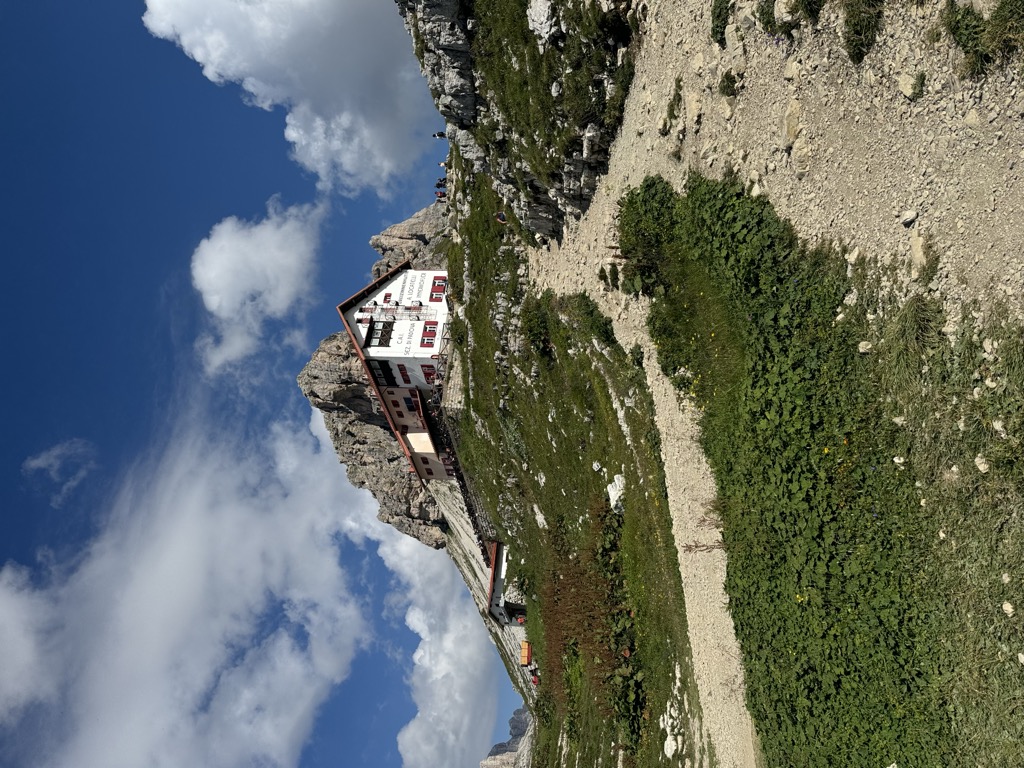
<box><xmin>337</xmin><ymin>262</ymin><xmax>455</xmax><ymax>482</ymax></box>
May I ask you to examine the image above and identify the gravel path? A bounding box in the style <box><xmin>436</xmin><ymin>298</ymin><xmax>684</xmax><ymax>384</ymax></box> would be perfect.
<box><xmin>527</xmin><ymin>9</ymin><xmax>760</xmax><ymax>762</ymax></box>
<box><xmin>527</xmin><ymin>0</ymin><xmax>1022</xmax><ymax>765</ymax></box>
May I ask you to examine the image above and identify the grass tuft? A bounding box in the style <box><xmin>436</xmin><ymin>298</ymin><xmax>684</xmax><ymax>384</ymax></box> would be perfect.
<box><xmin>617</xmin><ymin>172</ymin><xmax>1024</xmax><ymax>768</ymax></box>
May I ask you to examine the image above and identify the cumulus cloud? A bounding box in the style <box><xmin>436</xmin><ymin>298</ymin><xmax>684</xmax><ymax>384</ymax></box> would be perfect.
<box><xmin>21</xmin><ymin>438</ymin><xmax>98</xmax><ymax>508</ymax></box>
<box><xmin>191</xmin><ymin>198</ymin><xmax>324</xmax><ymax>375</ymax></box>
<box><xmin>0</xmin><ymin>411</ymin><xmax>370</xmax><ymax>767</ymax></box>
<box><xmin>142</xmin><ymin>0</ymin><xmax>438</xmax><ymax>195</ymax></box>
<box><xmin>380</xmin><ymin>537</ymin><xmax>499</xmax><ymax>768</ymax></box>
<box><xmin>0</xmin><ymin>411</ymin><xmax>502</xmax><ymax>768</ymax></box>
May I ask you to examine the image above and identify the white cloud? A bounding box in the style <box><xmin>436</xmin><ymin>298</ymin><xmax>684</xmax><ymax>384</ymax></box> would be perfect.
<box><xmin>0</xmin><ymin>566</ymin><xmax>57</xmax><ymax>724</ymax></box>
<box><xmin>0</xmin><ymin>410</ymin><xmax>371</xmax><ymax>767</ymax></box>
<box><xmin>379</xmin><ymin>537</ymin><xmax>499</xmax><ymax>768</ymax></box>
<box><xmin>0</xmin><ymin>410</ymin><xmax>502</xmax><ymax>768</ymax></box>
<box><xmin>142</xmin><ymin>0</ymin><xmax>438</xmax><ymax>195</ymax></box>
<box><xmin>191</xmin><ymin>198</ymin><xmax>324</xmax><ymax>375</ymax></box>
<box><xmin>21</xmin><ymin>438</ymin><xmax>98</xmax><ymax>508</ymax></box>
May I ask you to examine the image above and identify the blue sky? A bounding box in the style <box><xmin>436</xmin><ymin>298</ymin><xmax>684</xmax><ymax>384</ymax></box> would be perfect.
<box><xmin>0</xmin><ymin>2</ymin><xmax>520</xmax><ymax>766</ymax></box>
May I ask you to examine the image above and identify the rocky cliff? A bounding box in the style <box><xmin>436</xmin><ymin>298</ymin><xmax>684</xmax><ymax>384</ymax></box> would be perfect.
<box><xmin>298</xmin><ymin>331</ymin><xmax>447</xmax><ymax>548</ymax></box>
<box><xmin>393</xmin><ymin>0</ymin><xmax>634</xmax><ymax>239</ymax></box>
<box><xmin>480</xmin><ymin>707</ymin><xmax>533</xmax><ymax>768</ymax></box>
<box><xmin>297</xmin><ymin>203</ymin><xmax>453</xmax><ymax>549</ymax></box>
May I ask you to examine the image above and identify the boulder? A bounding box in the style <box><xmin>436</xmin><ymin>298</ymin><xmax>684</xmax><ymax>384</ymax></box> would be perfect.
<box><xmin>782</xmin><ymin>98</ymin><xmax>802</xmax><ymax>149</ymax></box>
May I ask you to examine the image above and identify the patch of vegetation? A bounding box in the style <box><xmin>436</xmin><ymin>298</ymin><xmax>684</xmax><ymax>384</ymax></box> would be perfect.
<box><xmin>469</xmin><ymin>0</ymin><xmax>635</xmax><ymax>185</ymax></box>
<box><xmin>617</xmin><ymin>176</ymin><xmax>678</xmax><ymax>296</ymax></box>
<box><xmin>910</xmin><ymin>70</ymin><xmax>927</xmax><ymax>101</ymax></box>
<box><xmin>757</xmin><ymin>0</ymin><xmax>800</xmax><ymax>36</ymax></box>
<box><xmin>617</xmin><ymin>172</ymin><xmax>1024</xmax><ymax>768</ymax></box>
<box><xmin>718</xmin><ymin>70</ymin><xmax>739</xmax><ymax>97</ymax></box>
<box><xmin>792</xmin><ymin>0</ymin><xmax>827</xmax><ymax>24</ymax></box>
<box><xmin>941</xmin><ymin>0</ymin><xmax>1024</xmax><ymax>77</ymax></box>
<box><xmin>841</xmin><ymin>0</ymin><xmax>886</xmax><ymax>64</ymax></box>
<box><xmin>661</xmin><ymin>77</ymin><xmax>683</xmax><ymax>137</ymax></box>
<box><xmin>712</xmin><ymin>0</ymin><xmax>732</xmax><ymax>47</ymax></box>
<box><xmin>449</xmin><ymin>171</ymin><xmax>707</xmax><ymax>767</ymax></box>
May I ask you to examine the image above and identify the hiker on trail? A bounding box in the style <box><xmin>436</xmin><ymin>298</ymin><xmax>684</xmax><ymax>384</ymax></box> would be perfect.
<box><xmin>438</xmin><ymin>161</ymin><xmax>446</xmax><ymax>168</ymax></box>
<box><xmin>436</xmin><ymin>176</ymin><xmax>447</xmax><ymax>184</ymax></box>
<box><xmin>495</xmin><ymin>211</ymin><xmax>508</xmax><ymax>224</ymax></box>
<box><xmin>435</xmin><ymin>190</ymin><xmax>447</xmax><ymax>199</ymax></box>
<box><xmin>435</xmin><ymin>181</ymin><xmax>446</xmax><ymax>189</ymax></box>
<box><xmin>432</xmin><ymin>131</ymin><xmax>445</xmax><ymax>138</ymax></box>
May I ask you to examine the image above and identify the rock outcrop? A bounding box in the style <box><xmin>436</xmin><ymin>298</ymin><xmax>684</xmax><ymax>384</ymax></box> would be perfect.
<box><xmin>487</xmin><ymin>707</ymin><xmax>531</xmax><ymax>757</ymax></box>
<box><xmin>480</xmin><ymin>707</ymin><xmax>533</xmax><ymax>768</ymax></box>
<box><xmin>298</xmin><ymin>332</ymin><xmax>447</xmax><ymax>549</ymax></box>
<box><xmin>393</xmin><ymin>0</ymin><xmax>631</xmax><ymax>240</ymax></box>
<box><xmin>368</xmin><ymin>200</ymin><xmax>449</xmax><ymax>277</ymax></box>
<box><xmin>298</xmin><ymin>203</ymin><xmax>455</xmax><ymax>549</ymax></box>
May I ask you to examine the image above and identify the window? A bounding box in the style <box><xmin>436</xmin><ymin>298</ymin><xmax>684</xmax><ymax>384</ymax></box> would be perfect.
<box><xmin>421</xmin><ymin>364</ymin><xmax>437</xmax><ymax>384</ymax></box>
<box><xmin>368</xmin><ymin>320</ymin><xmax>395</xmax><ymax>347</ymax></box>
<box><xmin>383</xmin><ymin>292</ymin><xmax>392</xmax><ymax>304</ymax></box>
<box><xmin>396</xmin><ymin>364</ymin><xmax>411</xmax><ymax>385</ymax></box>
<box><xmin>403</xmin><ymin>397</ymin><xmax>414</xmax><ymax>411</ymax></box>
<box><xmin>396</xmin><ymin>411</ymin><xmax>404</xmax><ymax>419</ymax></box>
<box><xmin>429</xmin><ymin>275</ymin><xmax>447</xmax><ymax>302</ymax></box>
<box><xmin>420</xmin><ymin>321</ymin><xmax>438</xmax><ymax>348</ymax></box>
<box><xmin>420</xmin><ymin>457</ymin><xmax>429</xmax><ymax>465</ymax></box>
<box><xmin>391</xmin><ymin>400</ymin><xmax>400</xmax><ymax>408</ymax></box>
<box><xmin>400</xmin><ymin>425</ymin><xmax>409</xmax><ymax>435</ymax></box>
<box><xmin>425</xmin><ymin>468</ymin><xmax>434</xmax><ymax>476</ymax></box>
<box><xmin>368</xmin><ymin>360</ymin><xmax>397</xmax><ymax>387</ymax></box>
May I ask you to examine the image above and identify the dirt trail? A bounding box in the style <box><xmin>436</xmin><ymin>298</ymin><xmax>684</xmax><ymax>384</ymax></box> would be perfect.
<box><xmin>527</xmin><ymin>9</ymin><xmax>760</xmax><ymax>766</ymax></box>
<box><xmin>527</xmin><ymin>0</ymin><xmax>1022</xmax><ymax>764</ymax></box>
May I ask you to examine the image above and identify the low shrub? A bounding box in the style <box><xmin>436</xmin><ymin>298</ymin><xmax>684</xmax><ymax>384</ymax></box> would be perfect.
<box><xmin>718</xmin><ymin>70</ymin><xmax>738</xmax><ymax>97</ymax></box>
<box><xmin>711</xmin><ymin>0</ymin><xmax>732</xmax><ymax>47</ymax></box>
<box><xmin>842</xmin><ymin>0</ymin><xmax>886</xmax><ymax>64</ymax></box>
<box><xmin>939</xmin><ymin>0</ymin><xmax>1024</xmax><ymax>76</ymax></box>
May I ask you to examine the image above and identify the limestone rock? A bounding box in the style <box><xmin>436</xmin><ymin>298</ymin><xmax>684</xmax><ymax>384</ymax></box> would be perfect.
<box><xmin>782</xmin><ymin>98</ymin><xmax>802</xmax><ymax>149</ymax></box>
<box><xmin>774</xmin><ymin>0</ymin><xmax>795</xmax><ymax>24</ymax></box>
<box><xmin>486</xmin><ymin>707</ymin><xmax>533</xmax><ymax>759</ymax></box>
<box><xmin>910</xmin><ymin>229</ymin><xmax>927</xmax><ymax>279</ymax></box>
<box><xmin>396</xmin><ymin>0</ymin><xmax>476</xmax><ymax>128</ymax></box>
<box><xmin>526</xmin><ymin>0</ymin><xmax>559</xmax><ymax>50</ymax></box>
<box><xmin>720</xmin><ymin>95</ymin><xmax>737</xmax><ymax>121</ymax></box>
<box><xmin>791</xmin><ymin>135</ymin><xmax>811</xmax><ymax>179</ymax></box>
<box><xmin>297</xmin><ymin>332</ymin><xmax>447</xmax><ymax>549</ymax></box>
<box><xmin>724</xmin><ymin>24</ymin><xmax>747</xmax><ymax>76</ymax></box>
<box><xmin>736</xmin><ymin>1</ymin><xmax>757</xmax><ymax>30</ymax></box>
<box><xmin>369</xmin><ymin>203</ymin><xmax>450</xmax><ymax>276</ymax></box>
<box><xmin>685</xmin><ymin>90</ymin><xmax>703</xmax><ymax>133</ymax></box>
<box><xmin>898</xmin><ymin>73</ymin><xmax>916</xmax><ymax>99</ymax></box>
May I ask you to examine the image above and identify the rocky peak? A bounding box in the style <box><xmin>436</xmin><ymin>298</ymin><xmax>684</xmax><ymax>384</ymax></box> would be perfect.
<box><xmin>369</xmin><ymin>200</ymin><xmax>450</xmax><ymax>277</ymax></box>
<box><xmin>296</xmin><ymin>202</ymin><xmax>458</xmax><ymax>550</ymax></box>
<box><xmin>480</xmin><ymin>707</ymin><xmax>534</xmax><ymax>768</ymax></box>
<box><xmin>298</xmin><ymin>332</ymin><xmax>447</xmax><ymax>549</ymax></box>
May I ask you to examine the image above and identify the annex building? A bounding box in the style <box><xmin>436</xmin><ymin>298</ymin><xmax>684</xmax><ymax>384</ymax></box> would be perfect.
<box><xmin>337</xmin><ymin>261</ymin><xmax>455</xmax><ymax>482</ymax></box>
